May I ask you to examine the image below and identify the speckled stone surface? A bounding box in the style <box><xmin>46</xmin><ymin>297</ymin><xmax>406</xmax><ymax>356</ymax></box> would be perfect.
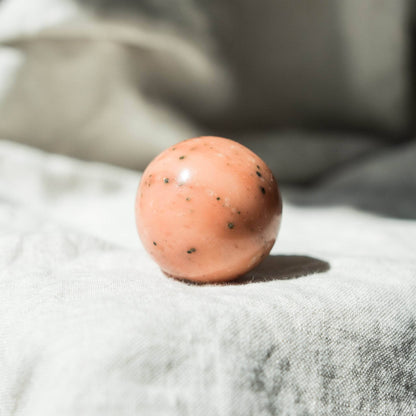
<box><xmin>136</xmin><ymin>137</ymin><xmax>282</xmax><ymax>283</ymax></box>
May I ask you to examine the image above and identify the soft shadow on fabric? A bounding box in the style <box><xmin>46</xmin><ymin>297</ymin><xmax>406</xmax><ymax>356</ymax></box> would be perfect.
<box><xmin>283</xmin><ymin>141</ymin><xmax>416</xmax><ymax>220</ymax></box>
<box><xmin>233</xmin><ymin>255</ymin><xmax>330</xmax><ymax>284</ymax></box>
<box><xmin>286</xmin><ymin>189</ymin><xmax>416</xmax><ymax>220</ymax></box>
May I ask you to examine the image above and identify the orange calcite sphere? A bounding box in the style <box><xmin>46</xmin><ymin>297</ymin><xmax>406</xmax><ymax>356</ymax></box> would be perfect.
<box><xmin>135</xmin><ymin>136</ymin><xmax>282</xmax><ymax>283</ymax></box>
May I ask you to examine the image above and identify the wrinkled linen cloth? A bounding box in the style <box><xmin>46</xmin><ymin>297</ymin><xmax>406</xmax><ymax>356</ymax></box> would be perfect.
<box><xmin>1</xmin><ymin>139</ymin><xmax>415</xmax><ymax>416</ymax></box>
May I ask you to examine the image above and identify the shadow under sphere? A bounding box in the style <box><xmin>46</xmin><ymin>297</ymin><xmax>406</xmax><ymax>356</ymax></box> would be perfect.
<box><xmin>233</xmin><ymin>255</ymin><xmax>330</xmax><ymax>284</ymax></box>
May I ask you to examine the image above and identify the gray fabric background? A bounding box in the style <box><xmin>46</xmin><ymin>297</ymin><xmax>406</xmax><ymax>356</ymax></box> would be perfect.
<box><xmin>0</xmin><ymin>0</ymin><xmax>412</xmax><ymax>177</ymax></box>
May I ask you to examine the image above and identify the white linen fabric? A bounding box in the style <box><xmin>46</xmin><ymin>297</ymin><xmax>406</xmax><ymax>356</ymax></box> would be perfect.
<box><xmin>1</xmin><ymin>139</ymin><xmax>415</xmax><ymax>415</ymax></box>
